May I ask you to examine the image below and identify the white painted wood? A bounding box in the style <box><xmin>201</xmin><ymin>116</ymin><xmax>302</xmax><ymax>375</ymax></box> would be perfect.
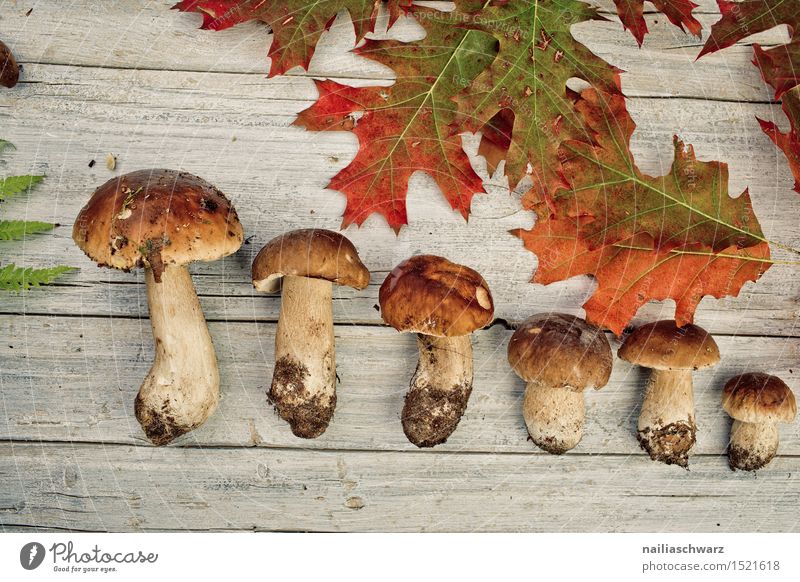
<box><xmin>1</xmin><ymin>0</ymin><xmax>799</xmax><ymax>533</ymax></box>
<box><xmin>1</xmin><ymin>443</ymin><xmax>798</xmax><ymax>532</ymax></box>
<box><xmin>3</xmin><ymin>315</ymin><xmax>799</xmax><ymax>456</ymax></box>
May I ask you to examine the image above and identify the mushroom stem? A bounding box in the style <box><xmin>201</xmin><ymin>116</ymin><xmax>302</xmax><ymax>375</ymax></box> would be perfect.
<box><xmin>729</xmin><ymin>420</ymin><xmax>778</xmax><ymax>471</ymax></box>
<box><xmin>135</xmin><ymin>264</ymin><xmax>219</xmax><ymax>446</ymax></box>
<box><xmin>523</xmin><ymin>380</ymin><xmax>585</xmax><ymax>454</ymax></box>
<box><xmin>638</xmin><ymin>368</ymin><xmax>696</xmax><ymax>467</ymax></box>
<box><xmin>402</xmin><ymin>333</ymin><xmax>473</xmax><ymax>448</ymax></box>
<box><xmin>270</xmin><ymin>274</ymin><xmax>336</xmax><ymax>438</ymax></box>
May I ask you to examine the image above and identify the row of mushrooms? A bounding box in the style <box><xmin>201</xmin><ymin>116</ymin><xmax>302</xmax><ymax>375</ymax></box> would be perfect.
<box><xmin>72</xmin><ymin>170</ymin><xmax>796</xmax><ymax>470</ymax></box>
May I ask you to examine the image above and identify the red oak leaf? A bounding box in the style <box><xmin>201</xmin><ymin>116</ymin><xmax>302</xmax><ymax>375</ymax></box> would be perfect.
<box><xmin>514</xmin><ymin>89</ymin><xmax>770</xmax><ymax>333</ymax></box>
<box><xmin>174</xmin><ymin>0</ymin><xmax>410</xmax><ymax>77</ymax></box>
<box><xmin>294</xmin><ymin>5</ymin><xmax>497</xmax><ymax>230</ymax></box>
<box><xmin>753</xmin><ymin>40</ymin><xmax>800</xmax><ymax>98</ymax></box>
<box><xmin>698</xmin><ymin>0</ymin><xmax>800</xmax><ymax>59</ymax></box>
<box><xmin>759</xmin><ymin>87</ymin><xmax>800</xmax><ymax>193</ymax></box>
<box><xmin>613</xmin><ymin>0</ymin><xmax>702</xmax><ymax>46</ymax></box>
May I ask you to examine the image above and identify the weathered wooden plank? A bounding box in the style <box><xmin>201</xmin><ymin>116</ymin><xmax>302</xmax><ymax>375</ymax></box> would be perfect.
<box><xmin>0</xmin><ymin>1</ymin><xmax>790</xmax><ymax>102</ymax></box>
<box><xmin>3</xmin><ymin>316</ymin><xmax>799</xmax><ymax>455</ymax></box>
<box><xmin>1</xmin><ymin>63</ymin><xmax>798</xmax><ymax>335</ymax></box>
<box><xmin>0</xmin><ymin>443</ymin><xmax>797</xmax><ymax>532</ymax></box>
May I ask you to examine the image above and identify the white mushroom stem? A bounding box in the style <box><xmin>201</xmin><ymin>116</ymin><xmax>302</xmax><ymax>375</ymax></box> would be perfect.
<box><xmin>402</xmin><ymin>334</ymin><xmax>473</xmax><ymax>448</ymax></box>
<box><xmin>729</xmin><ymin>420</ymin><xmax>779</xmax><ymax>471</ymax></box>
<box><xmin>523</xmin><ymin>380</ymin><xmax>585</xmax><ymax>454</ymax></box>
<box><xmin>638</xmin><ymin>368</ymin><xmax>696</xmax><ymax>467</ymax></box>
<box><xmin>270</xmin><ymin>275</ymin><xmax>336</xmax><ymax>438</ymax></box>
<box><xmin>135</xmin><ymin>264</ymin><xmax>219</xmax><ymax>446</ymax></box>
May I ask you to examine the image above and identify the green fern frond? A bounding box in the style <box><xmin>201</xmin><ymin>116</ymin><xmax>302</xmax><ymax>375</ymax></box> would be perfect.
<box><xmin>0</xmin><ymin>175</ymin><xmax>45</xmax><ymax>202</ymax></box>
<box><xmin>0</xmin><ymin>220</ymin><xmax>57</xmax><ymax>241</ymax></box>
<box><xmin>0</xmin><ymin>263</ymin><xmax>76</xmax><ymax>292</ymax></box>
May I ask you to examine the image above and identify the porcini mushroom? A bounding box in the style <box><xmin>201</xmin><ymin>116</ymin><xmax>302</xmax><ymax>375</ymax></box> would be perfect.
<box><xmin>722</xmin><ymin>373</ymin><xmax>796</xmax><ymax>471</ymax></box>
<box><xmin>507</xmin><ymin>313</ymin><xmax>612</xmax><ymax>454</ymax></box>
<box><xmin>379</xmin><ymin>255</ymin><xmax>494</xmax><ymax>448</ymax></box>
<box><xmin>1</xmin><ymin>40</ymin><xmax>20</xmax><ymax>88</ymax></box>
<box><xmin>252</xmin><ymin>229</ymin><xmax>370</xmax><ymax>438</ymax></box>
<box><xmin>73</xmin><ymin>169</ymin><xmax>243</xmax><ymax>445</ymax></box>
<box><xmin>618</xmin><ymin>320</ymin><xmax>720</xmax><ymax>467</ymax></box>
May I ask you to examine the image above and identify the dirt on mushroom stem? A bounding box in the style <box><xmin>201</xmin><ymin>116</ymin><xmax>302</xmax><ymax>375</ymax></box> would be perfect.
<box><xmin>522</xmin><ymin>380</ymin><xmax>586</xmax><ymax>455</ymax></box>
<box><xmin>637</xmin><ymin>368</ymin><xmax>696</xmax><ymax>467</ymax></box>
<box><xmin>269</xmin><ymin>275</ymin><xmax>337</xmax><ymax>438</ymax></box>
<box><xmin>402</xmin><ymin>333</ymin><xmax>473</xmax><ymax>448</ymax></box>
<box><xmin>727</xmin><ymin>420</ymin><xmax>779</xmax><ymax>471</ymax></box>
<box><xmin>135</xmin><ymin>264</ymin><xmax>220</xmax><ymax>446</ymax></box>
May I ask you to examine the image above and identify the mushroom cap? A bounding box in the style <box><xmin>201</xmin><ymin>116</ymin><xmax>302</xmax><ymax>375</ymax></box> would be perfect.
<box><xmin>251</xmin><ymin>228</ymin><xmax>369</xmax><ymax>293</ymax></box>
<box><xmin>507</xmin><ymin>313</ymin><xmax>612</xmax><ymax>391</ymax></box>
<box><xmin>618</xmin><ymin>320</ymin><xmax>720</xmax><ymax>371</ymax></box>
<box><xmin>379</xmin><ymin>255</ymin><xmax>493</xmax><ymax>337</ymax></box>
<box><xmin>73</xmin><ymin>169</ymin><xmax>243</xmax><ymax>280</ymax></box>
<box><xmin>1</xmin><ymin>40</ymin><xmax>20</xmax><ymax>89</ymax></box>
<box><xmin>722</xmin><ymin>373</ymin><xmax>797</xmax><ymax>424</ymax></box>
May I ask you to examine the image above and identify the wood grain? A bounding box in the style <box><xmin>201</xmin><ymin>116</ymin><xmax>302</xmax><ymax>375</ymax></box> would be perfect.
<box><xmin>1</xmin><ymin>0</ymin><xmax>799</xmax><ymax>533</ymax></box>
<box><xmin>1</xmin><ymin>443</ymin><xmax>798</xmax><ymax>532</ymax></box>
<box><xmin>3</xmin><ymin>316</ymin><xmax>799</xmax><ymax>455</ymax></box>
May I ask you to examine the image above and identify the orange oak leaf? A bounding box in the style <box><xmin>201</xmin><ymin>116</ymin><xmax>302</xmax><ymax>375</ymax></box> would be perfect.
<box><xmin>613</xmin><ymin>0</ymin><xmax>701</xmax><ymax>46</ymax></box>
<box><xmin>294</xmin><ymin>5</ymin><xmax>497</xmax><ymax>230</ymax></box>
<box><xmin>513</xmin><ymin>89</ymin><xmax>770</xmax><ymax>333</ymax></box>
<box><xmin>754</xmin><ymin>40</ymin><xmax>800</xmax><ymax>98</ymax></box>
<box><xmin>174</xmin><ymin>0</ymin><xmax>410</xmax><ymax>77</ymax></box>
<box><xmin>759</xmin><ymin>87</ymin><xmax>800</xmax><ymax>193</ymax></box>
<box><xmin>513</xmin><ymin>219</ymin><xmax>771</xmax><ymax>335</ymax></box>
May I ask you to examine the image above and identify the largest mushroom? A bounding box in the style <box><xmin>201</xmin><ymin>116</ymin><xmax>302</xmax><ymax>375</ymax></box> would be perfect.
<box><xmin>618</xmin><ymin>320</ymin><xmax>720</xmax><ymax>467</ymax></box>
<box><xmin>73</xmin><ymin>169</ymin><xmax>243</xmax><ymax>445</ymax></box>
<box><xmin>379</xmin><ymin>255</ymin><xmax>494</xmax><ymax>448</ymax></box>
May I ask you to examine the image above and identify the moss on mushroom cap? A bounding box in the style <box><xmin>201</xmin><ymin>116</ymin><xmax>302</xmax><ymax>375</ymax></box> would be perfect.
<box><xmin>73</xmin><ymin>169</ymin><xmax>243</xmax><ymax>280</ymax></box>
<box><xmin>723</xmin><ymin>373</ymin><xmax>797</xmax><ymax>424</ymax></box>
<box><xmin>508</xmin><ymin>313</ymin><xmax>612</xmax><ymax>391</ymax></box>
<box><xmin>252</xmin><ymin>228</ymin><xmax>370</xmax><ymax>293</ymax></box>
<box><xmin>618</xmin><ymin>320</ymin><xmax>720</xmax><ymax>371</ymax></box>
<box><xmin>379</xmin><ymin>255</ymin><xmax>494</xmax><ymax>337</ymax></box>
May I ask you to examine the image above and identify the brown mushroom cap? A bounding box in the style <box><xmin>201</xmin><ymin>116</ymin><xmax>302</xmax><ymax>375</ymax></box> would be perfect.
<box><xmin>1</xmin><ymin>40</ymin><xmax>20</xmax><ymax>89</ymax></box>
<box><xmin>251</xmin><ymin>228</ymin><xmax>369</xmax><ymax>293</ymax></box>
<box><xmin>73</xmin><ymin>169</ymin><xmax>243</xmax><ymax>281</ymax></box>
<box><xmin>618</xmin><ymin>320</ymin><xmax>720</xmax><ymax>371</ymax></box>
<box><xmin>723</xmin><ymin>373</ymin><xmax>797</xmax><ymax>424</ymax></box>
<box><xmin>508</xmin><ymin>313</ymin><xmax>612</xmax><ymax>391</ymax></box>
<box><xmin>379</xmin><ymin>255</ymin><xmax>493</xmax><ymax>337</ymax></box>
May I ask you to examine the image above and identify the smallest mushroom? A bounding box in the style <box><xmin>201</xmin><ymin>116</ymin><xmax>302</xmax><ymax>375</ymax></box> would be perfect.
<box><xmin>722</xmin><ymin>373</ymin><xmax>796</xmax><ymax>471</ymax></box>
<box><xmin>1</xmin><ymin>40</ymin><xmax>20</xmax><ymax>88</ymax></box>
<box><xmin>508</xmin><ymin>313</ymin><xmax>612</xmax><ymax>454</ymax></box>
